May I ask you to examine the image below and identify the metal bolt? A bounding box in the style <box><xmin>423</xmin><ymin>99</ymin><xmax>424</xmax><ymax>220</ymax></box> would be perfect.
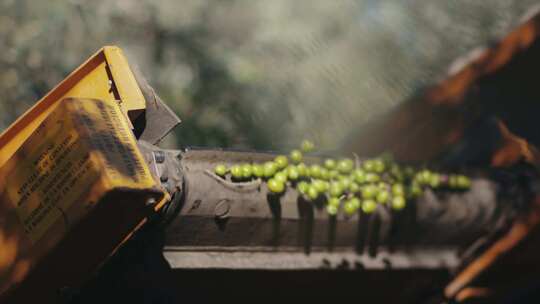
<box><xmin>154</xmin><ymin>151</ymin><xmax>166</xmax><ymax>164</ymax></box>
<box><xmin>214</xmin><ymin>199</ymin><xmax>231</xmax><ymax>219</ymax></box>
<box><xmin>146</xmin><ymin>197</ymin><xmax>157</xmax><ymax>206</ymax></box>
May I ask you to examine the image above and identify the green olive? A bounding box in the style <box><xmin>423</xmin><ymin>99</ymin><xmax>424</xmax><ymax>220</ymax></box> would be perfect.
<box><xmin>361</xmin><ymin>184</ymin><xmax>377</xmax><ymax>199</ymax></box>
<box><xmin>391</xmin><ymin>196</ymin><xmax>406</xmax><ymax>210</ymax></box>
<box><xmin>344</xmin><ymin>201</ymin><xmax>358</xmax><ymax>216</ymax></box>
<box><xmin>363</xmin><ymin>159</ymin><xmax>375</xmax><ymax>172</ymax></box>
<box><xmin>392</xmin><ymin>183</ymin><xmax>405</xmax><ymax>196</ymax></box>
<box><xmin>337</xmin><ymin>158</ymin><xmax>354</xmax><ymax>174</ymax></box>
<box><xmin>320</xmin><ymin>168</ymin><xmax>330</xmax><ymax>180</ymax></box>
<box><xmin>312</xmin><ymin>179</ymin><xmax>328</xmax><ymax>193</ymax></box>
<box><xmin>328</xmin><ymin>197</ymin><xmax>340</xmax><ymax>207</ymax></box>
<box><xmin>230</xmin><ymin>165</ymin><xmax>243</xmax><ymax>179</ymax></box>
<box><xmin>329</xmin><ymin>170</ymin><xmax>340</xmax><ymax>179</ymax></box>
<box><xmin>456</xmin><ymin>175</ymin><xmax>471</xmax><ymax>189</ymax></box>
<box><xmin>418</xmin><ymin>170</ymin><xmax>431</xmax><ymax>184</ymax></box>
<box><xmin>329</xmin><ymin>182</ymin><xmax>344</xmax><ymax>197</ymax></box>
<box><xmin>365</xmin><ymin>173</ymin><xmax>380</xmax><ymax>183</ymax></box>
<box><xmin>324</xmin><ymin>159</ymin><xmax>337</xmax><ymax>170</ymax></box>
<box><xmin>349</xmin><ymin>182</ymin><xmax>361</xmax><ymax>193</ymax></box>
<box><xmin>326</xmin><ymin>204</ymin><xmax>338</xmax><ymax>216</ymax></box>
<box><xmin>263</xmin><ymin>161</ymin><xmax>278</xmax><ymax>178</ymax></box>
<box><xmin>307</xmin><ymin>185</ymin><xmax>319</xmax><ymax>200</ymax></box>
<box><xmin>448</xmin><ymin>175</ymin><xmax>458</xmax><ymax>188</ymax></box>
<box><xmin>309</xmin><ymin>164</ymin><xmax>323</xmax><ymax>179</ymax></box>
<box><xmin>338</xmin><ymin>176</ymin><xmax>352</xmax><ymax>191</ymax></box>
<box><xmin>353</xmin><ymin>169</ymin><xmax>366</xmax><ymax>184</ymax></box>
<box><xmin>297</xmin><ymin>181</ymin><xmax>310</xmax><ymax>194</ymax></box>
<box><xmin>214</xmin><ymin>164</ymin><xmax>227</xmax><ymax>177</ymax></box>
<box><xmin>376</xmin><ymin>190</ymin><xmax>390</xmax><ymax>204</ymax></box>
<box><xmin>409</xmin><ymin>183</ymin><xmax>423</xmax><ymax>198</ymax></box>
<box><xmin>390</xmin><ymin>164</ymin><xmax>403</xmax><ymax>180</ymax></box>
<box><xmin>349</xmin><ymin>197</ymin><xmax>361</xmax><ymax>209</ymax></box>
<box><xmin>252</xmin><ymin>164</ymin><xmax>264</xmax><ymax>178</ymax></box>
<box><xmin>301</xmin><ymin>140</ymin><xmax>315</xmax><ymax>153</ymax></box>
<box><xmin>274</xmin><ymin>155</ymin><xmax>289</xmax><ymax>169</ymax></box>
<box><xmin>362</xmin><ymin>199</ymin><xmax>377</xmax><ymax>214</ymax></box>
<box><xmin>274</xmin><ymin>171</ymin><xmax>288</xmax><ymax>183</ymax></box>
<box><xmin>241</xmin><ymin>163</ymin><xmax>253</xmax><ymax>178</ymax></box>
<box><xmin>377</xmin><ymin>182</ymin><xmax>388</xmax><ymax>190</ymax></box>
<box><xmin>429</xmin><ymin>173</ymin><xmax>441</xmax><ymax>188</ymax></box>
<box><xmin>290</xmin><ymin>149</ymin><xmax>303</xmax><ymax>164</ymax></box>
<box><xmin>287</xmin><ymin>165</ymin><xmax>300</xmax><ymax>181</ymax></box>
<box><xmin>268</xmin><ymin>178</ymin><xmax>285</xmax><ymax>193</ymax></box>
<box><xmin>297</xmin><ymin>163</ymin><xmax>308</xmax><ymax>176</ymax></box>
<box><xmin>373</xmin><ymin>159</ymin><xmax>385</xmax><ymax>173</ymax></box>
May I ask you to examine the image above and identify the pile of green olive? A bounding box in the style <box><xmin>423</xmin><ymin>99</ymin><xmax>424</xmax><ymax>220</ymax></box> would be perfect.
<box><xmin>214</xmin><ymin>140</ymin><xmax>471</xmax><ymax>216</ymax></box>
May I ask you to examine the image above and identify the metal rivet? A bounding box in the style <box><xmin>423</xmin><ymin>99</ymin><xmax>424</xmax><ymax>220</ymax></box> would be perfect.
<box><xmin>154</xmin><ymin>151</ymin><xmax>166</xmax><ymax>163</ymax></box>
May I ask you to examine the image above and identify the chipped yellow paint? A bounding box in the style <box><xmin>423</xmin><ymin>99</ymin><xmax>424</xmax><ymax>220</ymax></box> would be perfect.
<box><xmin>0</xmin><ymin>46</ymin><xmax>145</xmax><ymax>168</ymax></box>
<box><xmin>0</xmin><ymin>98</ymin><xmax>159</xmax><ymax>243</ymax></box>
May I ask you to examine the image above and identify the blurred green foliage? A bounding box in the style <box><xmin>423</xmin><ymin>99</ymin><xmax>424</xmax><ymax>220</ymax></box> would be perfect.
<box><xmin>0</xmin><ymin>0</ymin><xmax>538</xmax><ymax>151</ymax></box>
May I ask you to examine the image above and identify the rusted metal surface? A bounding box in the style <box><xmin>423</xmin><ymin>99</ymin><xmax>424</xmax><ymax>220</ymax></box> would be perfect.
<box><xmin>340</xmin><ymin>7</ymin><xmax>540</xmax><ymax>303</ymax></box>
<box><xmin>343</xmin><ymin>7</ymin><xmax>540</xmax><ymax>165</ymax></box>
<box><xmin>444</xmin><ymin>196</ymin><xmax>540</xmax><ymax>302</ymax></box>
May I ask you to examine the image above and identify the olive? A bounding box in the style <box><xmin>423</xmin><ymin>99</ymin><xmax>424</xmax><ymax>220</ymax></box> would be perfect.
<box><xmin>324</xmin><ymin>159</ymin><xmax>337</xmax><ymax>170</ymax></box>
<box><xmin>263</xmin><ymin>161</ymin><xmax>278</xmax><ymax>178</ymax></box>
<box><xmin>268</xmin><ymin>178</ymin><xmax>285</xmax><ymax>193</ymax></box>
<box><xmin>307</xmin><ymin>185</ymin><xmax>319</xmax><ymax>200</ymax></box>
<box><xmin>312</xmin><ymin>179</ymin><xmax>328</xmax><ymax>193</ymax></box>
<box><xmin>328</xmin><ymin>197</ymin><xmax>340</xmax><ymax>207</ymax></box>
<box><xmin>301</xmin><ymin>140</ymin><xmax>315</xmax><ymax>153</ymax></box>
<box><xmin>297</xmin><ymin>181</ymin><xmax>310</xmax><ymax>194</ymax></box>
<box><xmin>392</xmin><ymin>183</ymin><xmax>405</xmax><ymax>196</ymax></box>
<box><xmin>252</xmin><ymin>164</ymin><xmax>264</xmax><ymax>178</ymax></box>
<box><xmin>337</xmin><ymin>158</ymin><xmax>354</xmax><ymax>174</ymax></box>
<box><xmin>290</xmin><ymin>149</ymin><xmax>303</xmax><ymax>164</ymax></box>
<box><xmin>365</xmin><ymin>173</ymin><xmax>380</xmax><ymax>183</ymax></box>
<box><xmin>361</xmin><ymin>184</ymin><xmax>377</xmax><ymax>199</ymax></box>
<box><xmin>230</xmin><ymin>165</ymin><xmax>243</xmax><ymax>179</ymax></box>
<box><xmin>349</xmin><ymin>182</ymin><xmax>361</xmax><ymax>193</ymax></box>
<box><xmin>287</xmin><ymin>165</ymin><xmax>300</xmax><ymax>181</ymax></box>
<box><xmin>309</xmin><ymin>164</ymin><xmax>323</xmax><ymax>178</ymax></box>
<box><xmin>241</xmin><ymin>163</ymin><xmax>253</xmax><ymax>179</ymax></box>
<box><xmin>344</xmin><ymin>201</ymin><xmax>358</xmax><ymax>216</ymax></box>
<box><xmin>391</xmin><ymin>196</ymin><xmax>406</xmax><ymax>210</ymax></box>
<box><xmin>363</xmin><ymin>160</ymin><xmax>375</xmax><ymax>172</ymax></box>
<box><xmin>429</xmin><ymin>173</ymin><xmax>441</xmax><ymax>188</ymax></box>
<box><xmin>329</xmin><ymin>182</ymin><xmax>344</xmax><ymax>197</ymax></box>
<box><xmin>353</xmin><ymin>169</ymin><xmax>366</xmax><ymax>184</ymax></box>
<box><xmin>297</xmin><ymin>163</ymin><xmax>308</xmax><ymax>176</ymax></box>
<box><xmin>376</xmin><ymin>190</ymin><xmax>390</xmax><ymax>204</ymax></box>
<box><xmin>373</xmin><ymin>159</ymin><xmax>385</xmax><ymax>173</ymax></box>
<box><xmin>362</xmin><ymin>199</ymin><xmax>377</xmax><ymax>214</ymax></box>
<box><xmin>456</xmin><ymin>175</ymin><xmax>471</xmax><ymax>189</ymax></box>
<box><xmin>214</xmin><ymin>164</ymin><xmax>227</xmax><ymax>177</ymax></box>
<box><xmin>274</xmin><ymin>155</ymin><xmax>289</xmax><ymax>169</ymax></box>
<box><xmin>274</xmin><ymin>171</ymin><xmax>288</xmax><ymax>183</ymax></box>
<box><xmin>326</xmin><ymin>204</ymin><xmax>338</xmax><ymax>215</ymax></box>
